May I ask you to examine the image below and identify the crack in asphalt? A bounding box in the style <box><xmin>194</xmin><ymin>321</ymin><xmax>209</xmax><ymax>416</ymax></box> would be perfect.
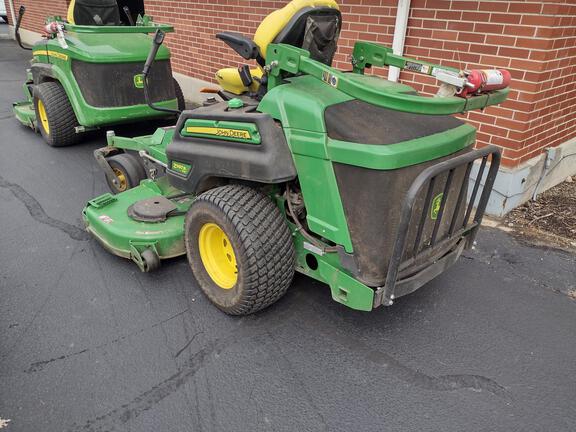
<box><xmin>64</xmin><ymin>318</ymin><xmax>258</xmax><ymax>432</ymax></box>
<box><xmin>58</xmin><ymin>290</ymin><xmax>512</xmax><ymax>432</ymax></box>
<box><xmin>67</xmin><ymin>339</ymin><xmax>219</xmax><ymax>432</ymax></box>
<box><xmin>0</xmin><ymin>174</ymin><xmax>90</xmax><ymax>241</ymax></box>
<box><xmin>174</xmin><ymin>331</ymin><xmax>203</xmax><ymax>358</ymax></box>
<box><xmin>302</xmin><ymin>296</ymin><xmax>510</xmax><ymax>399</ymax></box>
<box><xmin>24</xmin><ymin>308</ymin><xmax>190</xmax><ymax>374</ymax></box>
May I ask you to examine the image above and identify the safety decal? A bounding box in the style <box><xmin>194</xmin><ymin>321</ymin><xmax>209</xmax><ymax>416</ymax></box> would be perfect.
<box><xmin>98</xmin><ymin>215</ymin><xmax>114</xmax><ymax>224</ymax></box>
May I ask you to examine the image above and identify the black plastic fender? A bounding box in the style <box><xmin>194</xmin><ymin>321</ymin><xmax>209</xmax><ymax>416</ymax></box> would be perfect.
<box><xmin>166</xmin><ymin>102</ymin><xmax>297</xmax><ymax>193</ymax></box>
<box><xmin>31</xmin><ymin>63</ymin><xmax>56</xmax><ymax>84</ymax></box>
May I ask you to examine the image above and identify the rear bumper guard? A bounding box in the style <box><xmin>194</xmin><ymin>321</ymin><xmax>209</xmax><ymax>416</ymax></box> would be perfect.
<box><xmin>373</xmin><ymin>145</ymin><xmax>501</xmax><ymax>308</ymax></box>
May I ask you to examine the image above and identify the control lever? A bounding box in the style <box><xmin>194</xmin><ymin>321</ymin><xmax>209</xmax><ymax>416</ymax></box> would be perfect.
<box><xmin>238</xmin><ymin>65</ymin><xmax>253</xmax><ymax>87</ymax></box>
<box><xmin>143</xmin><ymin>29</ymin><xmax>165</xmax><ymax>77</ymax></box>
<box><xmin>15</xmin><ymin>6</ymin><xmax>32</xmax><ymax>50</ymax></box>
<box><xmin>142</xmin><ymin>30</ymin><xmax>180</xmax><ymax>115</ymax></box>
<box><xmin>123</xmin><ymin>6</ymin><xmax>135</xmax><ymax>26</ymax></box>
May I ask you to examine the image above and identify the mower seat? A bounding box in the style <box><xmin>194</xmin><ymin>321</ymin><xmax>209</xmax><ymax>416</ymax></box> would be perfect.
<box><xmin>215</xmin><ymin>68</ymin><xmax>264</xmax><ymax>95</ymax></box>
<box><xmin>215</xmin><ymin>0</ymin><xmax>341</xmax><ymax>95</ymax></box>
<box><xmin>67</xmin><ymin>0</ymin><xmax>121</xmax><ymax>26</ymax></box>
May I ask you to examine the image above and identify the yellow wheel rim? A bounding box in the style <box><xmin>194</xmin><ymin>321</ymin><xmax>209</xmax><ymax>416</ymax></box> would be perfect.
<box><xmin>198</xmin><ymin>223</ymin><xmax>238</xmax><ymax>289</ymax></box>
<box><xmin>37</xmin><ymin>99</ymin><xmax>50</xmax><ymax>135</ymax></box>
<box><xmin>112</xmin><ymin>167</ymin><xmax>128</xmax><ymax>192</ymax></box>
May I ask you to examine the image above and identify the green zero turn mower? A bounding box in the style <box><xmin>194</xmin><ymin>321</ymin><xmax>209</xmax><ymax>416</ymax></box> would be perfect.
<box><xmin>83</xmin><ymin>0</ymin><xmax>510</xmax><ymax>315</ymax></box>
<box><xmin>12</xmin><ymin>0</ymin><xmax>184</xmax><ymax>147</ymax></box>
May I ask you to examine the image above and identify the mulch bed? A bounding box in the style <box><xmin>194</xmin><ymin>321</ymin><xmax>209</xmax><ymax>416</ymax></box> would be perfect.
<box><xmin>505</xmin><ymin>178</ymin><xmax>576</xmax><ymax>243</ymax></box>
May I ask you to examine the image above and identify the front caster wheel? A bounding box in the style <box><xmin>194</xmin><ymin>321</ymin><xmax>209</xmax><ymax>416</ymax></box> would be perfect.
<box><xmin>105</xmin><ymin>153</ymin><xmax>147</xmax><ymax>194</ymax></box>
<box><xmin>185</xmin><ymin>185</ymin><xmax>295</xmax><ymax>315</ymax></box>
<box><xmin>141</xmin><ymin>248</ymin><xmax>160</xmax><ymax>272</ymax></box>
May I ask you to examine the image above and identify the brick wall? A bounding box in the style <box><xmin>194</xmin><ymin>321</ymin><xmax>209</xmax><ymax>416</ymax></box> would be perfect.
<box><xmin>8</xmin><ymin>0</ymin><xmax>576</xmax><ymax>168</ymax></box>
<box><xmin>396</xmin><ymin>0</ymin><xmax>576</xmax><ymax>167</ymax></box>
<box><xmin>3</xmin><ymin>0</ymin><xmax>69</xmax><ymax>27</ymax></box>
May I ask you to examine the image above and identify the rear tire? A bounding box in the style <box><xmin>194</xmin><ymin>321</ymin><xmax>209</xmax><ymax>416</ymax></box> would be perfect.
<box><xmin>173</xmin><ymin>78</ymin><xmax>185</xmax><ymax>111</ymax></box>
<box><xmin>33</xmin><ymin>81</ymin><xmax>80</xmax><ymax>147</ymax></box>
<box><xmin>185</xmin><ymin>185</ymin><xmax>295</xmax><ymax>315</ymax></box>
<box><xmin>105</xmin><ymin>153</ymin><xmax>147</xmax><ymax>194</ymax></box>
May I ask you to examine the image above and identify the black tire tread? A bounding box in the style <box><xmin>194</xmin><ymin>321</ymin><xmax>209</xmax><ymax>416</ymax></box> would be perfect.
<box><xmin>105</xmin><ymin>153</ymin><xmax>147</xmax><ymax>193</ymax></box>
<box><xmin>186</xmin><ymin>185</ymin><xmax>295</xmax><ymax>315</ymax></box>
<box><xmin>34</xmin><ymin>81</ymin><xmax>80</xmax><ymax>147</ymax></box>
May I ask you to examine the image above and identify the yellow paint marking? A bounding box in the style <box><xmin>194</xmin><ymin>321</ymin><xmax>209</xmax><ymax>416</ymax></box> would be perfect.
<box><xmin>47</xmin><ymin>50</ymin><xmax>69</xmax><ymax>61</ymax></box>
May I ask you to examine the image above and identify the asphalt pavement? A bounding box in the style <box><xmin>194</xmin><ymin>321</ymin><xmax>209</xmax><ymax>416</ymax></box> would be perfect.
<box><xmin>1</xmin><ymin>39</ymin><xmax>576</xmax><ymax>432</ymax></box>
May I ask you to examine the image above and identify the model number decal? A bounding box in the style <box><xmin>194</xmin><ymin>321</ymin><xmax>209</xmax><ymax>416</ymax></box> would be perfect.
<box><xmin>171</xmin><ymin>161</ymin><xmax>191</xmax><ymax>175</ymax></box>
<box><xmin>185</xmin><ymin>126</ymin><xmax>251</xmax><ymax>140</ymax></box>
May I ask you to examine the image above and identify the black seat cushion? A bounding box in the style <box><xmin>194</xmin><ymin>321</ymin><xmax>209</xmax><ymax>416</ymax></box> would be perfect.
<box><xmin>73</xmin><ymin>0</ymin><xmax>121</xmax><ymax>26</ymax></box>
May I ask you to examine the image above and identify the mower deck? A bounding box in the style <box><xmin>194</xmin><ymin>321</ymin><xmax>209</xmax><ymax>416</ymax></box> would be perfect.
<box><xmin>13</xmin><ymin>100</ymin><xmax>36</xmax><ymax>130</ymax></box>
<box><xmin>83</xmin><ymin>177</ymin><xmax>192</xmax><ymax>271</ymax></box>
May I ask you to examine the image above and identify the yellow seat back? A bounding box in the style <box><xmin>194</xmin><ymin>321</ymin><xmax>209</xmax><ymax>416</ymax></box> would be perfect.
<box><xmin>216</xmin><ymin>0</ymin><xmax>340</xmax><ymax>95</ymax></box>
<box><xmin>253</xmin><ymin>0</ymin><xmax>339</xmax><ymax>60</ymax></box>
<box><xmin>67</xmin><ymin>0</ymin><xmax>76</xmax><ymax>23</ymax></box>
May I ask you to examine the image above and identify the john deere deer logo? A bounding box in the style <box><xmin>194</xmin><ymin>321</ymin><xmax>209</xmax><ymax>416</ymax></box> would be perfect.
<box><xmin>431</xmin><ymin>193</ymin><xmax>443</xmax><ymax>220</ymax></box>
<box><xmin>133</xmin><ymin>74</ymin><xmax>144</xmax><ymax>89</ymax></box>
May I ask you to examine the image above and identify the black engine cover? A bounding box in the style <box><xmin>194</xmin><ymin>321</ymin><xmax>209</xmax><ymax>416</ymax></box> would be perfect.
<box><xmin>166</xmin><ymin>102</ymin><xmax>297</xmax><ymax>193</ymax></box>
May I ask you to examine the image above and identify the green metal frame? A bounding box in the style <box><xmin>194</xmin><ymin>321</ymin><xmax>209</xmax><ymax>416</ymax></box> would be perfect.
<box><xmin>266</xmin><ymin>42</ymin><xmax>509</xmax><ymax>115</ymax></box>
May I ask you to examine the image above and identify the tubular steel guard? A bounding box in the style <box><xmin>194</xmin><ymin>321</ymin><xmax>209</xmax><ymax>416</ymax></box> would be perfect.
<box><xmin>374</xmin><ymin>145</ymin><xmax>501</xmax><ymax>308</ymax></box>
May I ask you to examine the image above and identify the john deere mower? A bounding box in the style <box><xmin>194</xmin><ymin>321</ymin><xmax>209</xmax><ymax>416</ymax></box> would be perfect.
<box><xmin>12</xmin><ymin>0</ymin><xmax>184</xmax><ymax>147</ymax></box>
<box><xmin>83</xmin><ymin>0</ymin><xmax>510</xmax><ymax>315</ymax></box>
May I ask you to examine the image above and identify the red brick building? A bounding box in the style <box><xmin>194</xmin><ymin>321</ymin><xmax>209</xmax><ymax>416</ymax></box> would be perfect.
<box><xmin>4</xmin><ymin>0</ymin><xmax>576</xmax><ymax>215</ymax></box>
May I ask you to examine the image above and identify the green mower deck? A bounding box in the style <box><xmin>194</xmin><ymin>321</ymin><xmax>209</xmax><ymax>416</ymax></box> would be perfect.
<box><xmin>83</xmin><ymin>177</ymin><xmax>191</xmax><ymax>271</ymax></box>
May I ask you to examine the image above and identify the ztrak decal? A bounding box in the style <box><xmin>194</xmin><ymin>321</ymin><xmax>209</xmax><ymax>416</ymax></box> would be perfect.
<box><xmin>46</xmin><ymin>50</ymin><xmax>68</xmax><ymax>61</ymax></box>
<box><xmin>431</xmin><ymin>193</ymin><xmax>443</xmax><ymax>220</ymax></box>
<box><xmin>171</xmin><ymin>161</ymin><xmax>191</xmax><ymax>175</ymax></box>
<box><xmin>133</xmin><ymin>74</ymin><xmax>144</xmax><ymax>89</ymax></box>
<box><xmin>322</xmin><ymin>71</ymin><xmax>339</xmax><ymax>88</ymax></box>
